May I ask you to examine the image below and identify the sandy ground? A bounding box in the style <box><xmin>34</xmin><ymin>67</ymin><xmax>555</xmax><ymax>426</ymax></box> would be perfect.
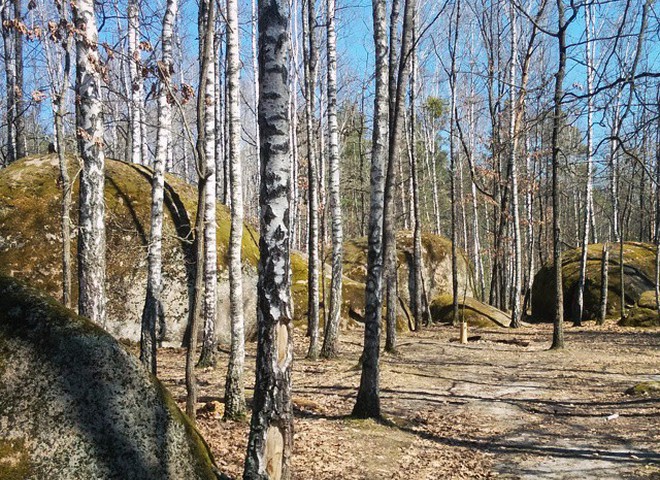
<box><xmin>156</xmin><ymin>322</ymin><xmax>660</xmax><ymax>479</ymax></box>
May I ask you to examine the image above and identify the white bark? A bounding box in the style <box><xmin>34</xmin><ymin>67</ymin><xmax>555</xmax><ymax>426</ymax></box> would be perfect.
<box><xmin>224</xmin><ymin>0</ymin><xmax>246</xmax><ymax>419</ymax></box>
<box><xmin>74</xmin><ymin>0</ymin><xmax>106</xmax><ymax>326</ymax></box>
<box><xmin>140</xmin><ymin>0</ymin><xmax>178</xmax><ymax>374</ymax></box>
<box><xmin>128</xmin><ymin>0</ymin><xmax>144</xmax><ymax>165</ymax></box>
<box><xmin>321</xmin><ymin>0</ymin><xmax>343</xmax><ymax>358</ymax></box>
<box><xmin>244</xmin><ymin>0</ymin><xmax>294</xmax><ymax>474</ymax></box>
<box><xmin>509</xmin><ymin>2</ymin><xmax>522</xmax><ymax>328</ymax></box>
<box><xmin>200</xmin><ymin>3</ymin><xmax>218</xmax><ymax>367</ymax></box>
<box><xmin>574</xmin><ymin>0</ymin><xmax>595</xmax><ymax>326</ymax></box>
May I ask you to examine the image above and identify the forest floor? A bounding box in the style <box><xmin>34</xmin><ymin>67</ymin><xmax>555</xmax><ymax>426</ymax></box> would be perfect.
<box><xmin>157</xmin><ymin>322</ymin><xmax>660</xmax><ymax>479</ymax></box>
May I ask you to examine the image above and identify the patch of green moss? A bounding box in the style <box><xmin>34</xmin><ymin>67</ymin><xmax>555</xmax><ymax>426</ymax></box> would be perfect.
<box><xmin>429</xmin><ymin>294</ymin><xmax>508</xmax><ymax>328</ymax></box>
<box><xmin>619</xmin><ymin>307</ymin><xmax>660</xmax><ymax>327</ymax></box>
<box><xmin>0</xmin><ymin>438</ymin><xmax>32</xmax><ymax>480</ymax></box>
<box><xmin>532</xmin><ymin>242</ymin><xmax>656</xmax><ymax>323</ymax></box>
<box><xmin>625</xmin><ymin>381</ymin><xmax>660</xmax><ymax>396</ymax></box>
<box><xmin>0</xmin><ymin>156</ymin><xmax>260</xmax><ymax>315</ymax></box>
<box><xmin>153</xmin><ymin>381</ymin><xmax>219</xmax><ymax>479</ymax></box>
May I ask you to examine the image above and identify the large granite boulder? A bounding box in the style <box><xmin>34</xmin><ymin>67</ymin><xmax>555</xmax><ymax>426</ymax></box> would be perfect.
<box><xmin>430</xmin><ymin>294</ymin><xmax>511</xmax><ymax>328</ymax></box>
<box><xmin>0</xmin><ymin>275</ymin><xmax>221</xmax><ymax>479</ymax></box>
<box><xmin>531</xmin><ymin>242</ymin><xmax>656</xmax><ymax>323</ymax></box>
<box><xmin>340</xmin><ymin>231</ymin><xmax>475</xmax><ymax>322</ymax></box>
<box><xmin>0</xmin><ymin>155</ymin><xmax>261</xmax><ymax>346</ymax></box>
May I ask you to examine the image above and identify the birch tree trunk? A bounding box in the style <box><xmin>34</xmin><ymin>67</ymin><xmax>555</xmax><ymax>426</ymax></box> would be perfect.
<box><xmin>140</xmin><ymin>0</ymin><xmax>178</xmax><ymax>375</ymax></box>
<box><xmin>303</xmin><ymin>0</ymin><xmax>320</xmax><ymax>360</ymax></box>
<box><xmin>574</xmin><ymin>0</ymin><xmax>595</xmax><ymax>327</ymax></box>
<box><xmin>74</xmin><ymin>0</ymin><xmax>106</xmax><ymax>326</ymax></box>
<box><xmin>223</xmin><ymin>0</ymin><xmax>246</xmax><ymax>419</ymax></box>
<box><xmin>198</xmin><ymin>1</ymin><xmax>219</xmax><ymax>368</ymax></box>
<box><xmin>449</xmin><ymin>0</ymin><xmax>460</xmax><ymax>327</ymax></box>
<box><xmin>321</xmin><ymin>0</ymin><xmax>343</xmax><ymax>359</ymax></box>
<box><xmin>508</xmin><ymin>2</ymin><xmax>522</xmax><ymax>329</ymax></box>
<box><xmin>598</xmin><ymin>243</ymin><xmax>609</xmax><ymax>325</ymax></box>
<box><xmin>243</xmin><ymin>0</ymin><xmax>294</xmax><ymax>474</ymax></box>
<box><xmin>352</xmin><ymin>0</ymin><xmax>387</xmax><ymax>420</ymax></box>
<box><xmin>128</xmin><ymin>0</ymin><xmax>144</xmax><ymax>165</ymax></box>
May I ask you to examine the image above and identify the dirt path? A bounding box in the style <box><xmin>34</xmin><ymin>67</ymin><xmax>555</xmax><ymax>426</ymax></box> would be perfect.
<box><xmin>158</xmin><ymin>323</ymin><xmax>659</xmax><ymax>479</ymax></box>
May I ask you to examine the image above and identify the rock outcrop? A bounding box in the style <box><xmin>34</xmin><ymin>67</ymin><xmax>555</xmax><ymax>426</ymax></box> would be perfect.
<box><xmin>0</xmin><ymin>155</ymin><xmax>262</xmax><ymax>345</ymax></box>
<box><xmin>531</xmin><ymin>242</ymin><xmax>656</xmax><ymax>323</ymax></box>
<box><xmin>430</xmin><ymin>294</ymin><xmax>511</xmax><ymax>328</ymax></box>
<box><xmin>0</xmin><ymin>275</ymin><xmax>221</xmax><ymax>480</ymax></box>
<box><xmin>341</xmin><ymin>231</ymin><xmax>474</xmax><ymax>320</ymax></box>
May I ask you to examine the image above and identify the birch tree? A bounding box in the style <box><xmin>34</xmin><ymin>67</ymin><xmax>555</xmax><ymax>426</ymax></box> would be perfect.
<box><xmin>223</xmin><ymin>0</ymin><xmax>246</xmax><ymax>419</ymax></box>
<box><xmin>573</xmin><ymin>0</ymin><xmax>595</xmax><ymax>327</ymax></box>
<box><xmin>140</xmin><ymin>0</ymin><xmax>178</xmax><ymax>375</ymax></box>
<box><xmin>352</xmin><ymin>0</ymin><xmax>387</xmax><ymax>420</ymax></box>
<box><xmin>243</xmin><ymin>0</ymin><xmax>294</xmax><ymax>474</ymax></box>
<box><xmin>74</xmin><ymin>0</ymin><xmax>106</xmax><ymax>326</ymax></box>
<box><xmin>321</xmin><ymin>0</ymin><xmax>343</xmax><ymax>359</ymax></box>
<box><xmin>303</xmin><ymin>0</ymin><xmax>321</xmax><ymax>360</ymax></box>
<box><xmin>198</xmin><ymin>0</ymin><xmax>218</xmax><ymax>369</ymax></box>
<box><xmin>508</xmin><ymin>1</ymin><xmax>522</xmax><ymax>328</ymax></box>
<box><xmin>127</xmin><ymin>0</ymin><xmax>144</xmax><ymax>165</ymax></box>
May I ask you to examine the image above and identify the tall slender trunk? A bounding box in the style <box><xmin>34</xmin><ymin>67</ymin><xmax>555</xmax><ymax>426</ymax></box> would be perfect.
<box><xmin>449</xmin><ymin>0</ymin><xmax>460</xmax><ymax>327</ymax></box>
<box><xmin>140</xmin><ymin>0</ymin><xmax>178</xmax><ymax>375</ymax></box>
<box><xmin>186</xmin><ymin>0</ymin><xmax>214</xmax><ymax>422</ymax></box>
<box><xmin>13</xmin><ymin>0</ymin><xmax>24</xmax><ymax>159</ymax></box>
<box><xmin>243</xmin><ymin>0</ymin><xmax>294</xmax><ymax>474</ymax></box>
<box><xmin>199</xmin><ymin>1</ymin><xmax>219</xmax><ymax>368</ymax></box>
<box><xmin>353</xmin><ymin>0</ymin><xmax>388</xmax><ymax>420</ymax></box>
<box><xmin>655</xmin><ymin>116</ymin><xmax>660</xmax><ymax>315</ymax></box>
<box><xmin>224</xmin><ymin>0</ymin><xmax>246</xmax><ymax>419</ymax></box>
<box><xmin>509</xmin><ymin>1</ymin><xmax>522</xmax><ymax>328</ymax></box>
<box><xmin>128</xmin><ymin>0</ymin><xmax>144</xmax><ymax>165</ymax></box>
<box><xmin>410</xmin><ymin>14</ymin><xmax>423</xmax><ymax>331</ymax></box>
<box><xmin>74</xmin><ymin>0</ymin><xmax>106</xmax><ymax>326</ymax></box>
<box><xmin>574</xmin><ymin>0</ymin><xmax>595</xmax><ymax>326</ymax></box>
<box><xmin>303</xmin><ymin>0</ymin><xmax>320</xmax><ymax>359</ymax></box>
<box><xmin>598</xmin><ymin>243</ymin><xmax>609</xmax><ymax>325</ymax></box>
<box><xmin>384</xmin><ymin>0</ymin><xmax>415</xmax><ymax>351</ymax></box>
<box><xmin>550</xmin><ymin>0</ymin><xmax>567</xmax><ymax>350</ymax></box>
<box><xmin>321</xmin><ymin>0</ymin><xmax>343</xmax><ymax>359</ymax></box>
<box><xmin>2</xmin><ymin>3</ymin><xmax>17</xmax><ymax>164</ymax></box>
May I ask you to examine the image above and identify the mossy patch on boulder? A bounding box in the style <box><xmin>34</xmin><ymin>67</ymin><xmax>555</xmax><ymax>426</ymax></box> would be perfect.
<box><xmin>430</xmin><ymin>294</ymin><xmax>511</xmax><ymax>328</ymax></box>
<box><xmin>531</xmin><ymin>242</ymin><xmax>656</xmax><ymax>324</ymax></box>
<box><xmin>0</xmin><ymin>274</ymin><xmax>221</xmax><ymax>479</ymax></box>
<box><xmin>619</xmin><ymin>306</ymin><xmax>660</xmax><ymax>327</ymax></box>
<box><xmin>0</xmin><ymin>155</ymin><xmax>297</xmax><ymax>345</ymax></box>
<box><xmin>625</xmin><ymin>381</ymin><xmax>660</xmax><ymax>396</ymax></box>
<box><xmin>343</xmin><ymin>231</ymin><xmax>474</xmax><ymax>314</ymax></box>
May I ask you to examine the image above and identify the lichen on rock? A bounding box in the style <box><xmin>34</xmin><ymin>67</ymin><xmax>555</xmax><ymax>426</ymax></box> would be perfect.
<box><xmin>531</xmin><ymin>242</ymin><xmax>657</xmax><ymax>324</ymax></box>
<box><xmin>0</xmin><ymin>274</ymin><xmax>221</xmax><ymax>480</ymax></box>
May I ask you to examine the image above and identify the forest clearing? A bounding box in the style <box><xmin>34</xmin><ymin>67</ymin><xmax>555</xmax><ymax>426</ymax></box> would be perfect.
<box><xmin>156</xmin><ymin>324</ymin><xmax>660</xmax><ymax>479</ymax></box>
<box><xmin>1</xmin><ymin>0</ymin><xmax>659</xmax><ymax>476</ymax></box>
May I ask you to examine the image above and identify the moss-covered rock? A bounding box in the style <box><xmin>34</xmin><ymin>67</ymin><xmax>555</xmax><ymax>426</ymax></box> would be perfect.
<box><xmin>619</xmin><ymin>306</ymin><xmax>660</xmax><ymax>327</ymax></box>
<box><xmin>342</xmin><ymin>231</ymin><xmax>474</xmax><ymax>313</ymax></box>
<box><xmin>625</xmin><ymin>381</ymin><xmax>660</xmax><ymax>396</ymax></box>
<box><xmin>0</xmin><ymin>155</ymin><xmax>315</xmax><ymax>345</ymax></box>
<box><xmin>531</xmin><ymin>242</ymin><xmax>656</xmax><ymax>323</ymax></box>
<box><xmin>0</xmin><ymin>274</ymin><xmax>221</xmax><ymax>479</ymax></box>
<box><xmin>430</xmin><ymin>294</ymin><xmax>511</xmax><ymax>328</ymax></box>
